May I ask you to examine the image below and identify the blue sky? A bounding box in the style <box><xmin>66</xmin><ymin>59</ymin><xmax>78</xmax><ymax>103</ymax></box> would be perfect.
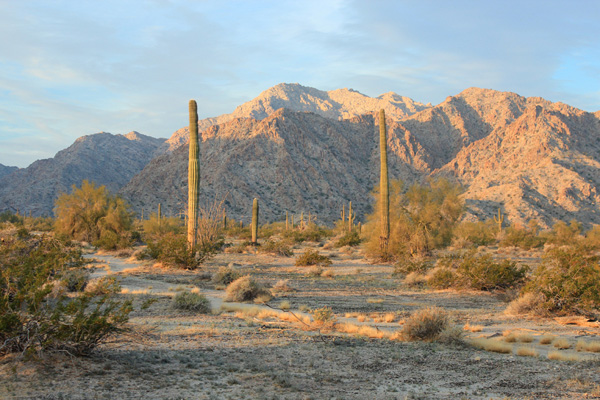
<box><xmin>1</xmin><ymin>0</ymin><xmax>599</xmax><ymax>168</ymax></box>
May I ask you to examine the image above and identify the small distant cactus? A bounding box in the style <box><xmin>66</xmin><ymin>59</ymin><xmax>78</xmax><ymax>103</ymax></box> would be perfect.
<box><xmin>286</xmin><ymin>211</ymin><xmax>289</xmax><ymax>231</ymax></box>
<box><xmin>158</xmin><ymin>203</ymin><xmax>162</xmax><ymax>226</ymax></box>
<box><xmin>494</xmin><ymin>208</ymin><xmax>504</xmax><ymax>234</ymax></box>
<box><xmin>251</xmin><ymin>198</ymin><xmax>259</xmax><ymax>244</ymax></box>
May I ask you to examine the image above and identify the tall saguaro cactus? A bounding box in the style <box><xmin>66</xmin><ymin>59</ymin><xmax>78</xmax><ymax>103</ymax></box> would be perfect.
<box><xmin>251</xmin><ymin>198</ymin><xmax>259</xmax><ymax>244</ymax></box>
<box><xmin>379</xmin><ymin>109</ymin><xmax>390</xmax><ymax>254</ymax></box>
<box><xmin>188</xmin><ymin>99</ymin><xmax>200</xmax><ymax>249</ymax></box>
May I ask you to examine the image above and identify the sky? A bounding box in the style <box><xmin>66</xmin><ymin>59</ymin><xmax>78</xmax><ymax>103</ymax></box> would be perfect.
<box><xmin>1</xmin><ymin>0</ymin><xmax>599</xmax><ymax>168</ymax></box>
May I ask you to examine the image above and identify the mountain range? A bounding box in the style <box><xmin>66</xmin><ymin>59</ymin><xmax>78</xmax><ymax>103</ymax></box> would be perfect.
<box><xmin>1</xmin><ymin>83</ymin><xmax>600</xmax><ymax>228</ymax></box>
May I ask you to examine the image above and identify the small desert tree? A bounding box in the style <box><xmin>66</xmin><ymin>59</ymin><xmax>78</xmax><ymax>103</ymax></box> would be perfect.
<box><xmin>363</xmin><ymin>178</ymin><xmax>464</xmax><ymax>259</ymax></box>
<box><xmin>54</xmin><ymin>180</ymin><xmax>133</xmax><ymax>249</ymax></box>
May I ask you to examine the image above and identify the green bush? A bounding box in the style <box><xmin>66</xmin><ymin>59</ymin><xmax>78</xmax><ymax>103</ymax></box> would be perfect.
<box><xmin>312</xmin><ymin>306</ymin><xmax>335</xmax><ymax>324</ymax></box>
<box><xmin>62</xmin><ymin>269</ymin><xmax>90</xmax><ymax>292</ymax></box>
<box><xmin>54</xmin><ymin>180</ymin><xmax>134</xmax><ymax>250</ymax></box>
<box><xmin>500</xmin><ymin>225</ymin><xmax>545</xmax><ymax>249</ymax></box>
<box><xmin>452</xmin><ymin>220</ymin><xmax>496</xmax><ymax>247</ymax></box>
<box><xmin>0</xmin><ymin>235</ymin><xmax>132</xmax><ymax>357</ymax></box>
<box><xmin>393</xmin><ymin>258</ymin><xmax>433</xmax><ymax>276</ymax></box>
<box><xmin>260</xmin><ymin>239</ymin><xmax>293</xmax><ymax>257</ymax></box>
<box><xmin>283</xmin><ymin>224</ymin><xmax>332</xmax><ymax>243</ymax></box>
<box><xmin>334</xmin><ymin>231</ymin><xmax>361</xmax><ymax>247</ymax></box>
<box><xmin>426</xmin><ymin>267</ymin><xmax>457</xmax><ymax>289</ymax></box>
<box><xmin>521</xmin><ymin>247</ymin><xmax>600</xmax><ymax>315</ymax></box>
<box><xmin>0</xmin><ymin>211</ymin><xmax>23</xmax><ymax>225</ymax></box>
<box><xmin>363</xmin><ymin>178</ymin><xmax>464</xmax><ymax>260</ymax></box>
<box><xmin>145</xmin><ymin>232</ymin><xmax>219</xmax><ymax>269</ymax></box>
<box><xmin>295</xmin><ymin>249</ymin><xmax>332</xmax><ymax>267</ymax></box>
<box><xmin>211</xmin><ymin>266</ymin><xmax>241</xmax><ymax>285</ymax></box>
<box><xmin>456</xmin><ymin>251</ymin><xmax>528</xmax><ymax>290</ymax></box>
<box><xmin>544</xmin><ymin>220</ymin><xmax>582</xmax><ymax>246</ymax></box>
<box><xmin>224</xmin><ymin>276</ymin><xmax>271</xmax><ymax>303</ymax></box>
<box><xmin>173</xmin><ymin>292</ymin><xmax>211</xmax><ymax>313</ymax></box>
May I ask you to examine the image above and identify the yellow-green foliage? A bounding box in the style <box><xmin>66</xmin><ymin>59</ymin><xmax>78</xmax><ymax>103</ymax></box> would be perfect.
<box><xmin>452</xmin><ymin>219</ymin><xmax>497</xmax><ymax>247</ymax></box>
<box><xmin>521</xmin><ymin>247</ymin><xmax>600</xmax><ymax>314</ymax></box>
<box><xmin>295</xmin><ymin>249</ymin><xmax>332</xmax><ymax>267</ymax></box>
<box><xmin>500</xmin><ymin>222</ymin><xmax>545</xmax><ymax>249</ymax></box>
<box><xmin>142</xmin><ymin>214</ymin><xmax>184</xmax><ymax>237</ymax></box>
<box><xmin>54</xmin><ymin>180</ymin><xmax>134</xmax><ymax>250</ymax></box>
<box><xmin>363</xmin><ymin>178</ymin><xmax>463</xmax><ymax>260</ymax></box>
<box><xmin>544</xmin><ymin>220</ymin><xmax>582</xmax><ymax>245</ymax></box>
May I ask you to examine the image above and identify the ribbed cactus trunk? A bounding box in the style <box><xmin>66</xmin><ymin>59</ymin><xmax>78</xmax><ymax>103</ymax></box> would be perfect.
<box><xmin>286</xmin><ymin>211</ymin><xmax>289</xmax><ymax>231</ymax></box>
<box><xmin>379</xmin><ymin>109</ymin><xmax>390</xmax><ymax>254</ymax></box>
<box><xmin>188</xmin><ymin>100</ymin><xmax>200</xmax><ymax>249</ymax></box>
<box><xmin>251</xmin><ymin>198</ymin><xmax>259</xmax><ymax>244</ymax></box>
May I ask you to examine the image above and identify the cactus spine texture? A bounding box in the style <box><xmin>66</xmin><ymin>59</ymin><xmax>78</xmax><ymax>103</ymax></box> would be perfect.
<box><xmin>251</xmin><ymin>198</ymin><xmax>259</xmax><ymax>244</ymax></box>
<box><xmin>188</xmin><ymin>100</ymin><xmax>200</xmax><ymax>249</ymax></box>
<box><xmin>379</xmin><ymin>109</ymin><xmax>390</xmax><ymax>254</ymax></box>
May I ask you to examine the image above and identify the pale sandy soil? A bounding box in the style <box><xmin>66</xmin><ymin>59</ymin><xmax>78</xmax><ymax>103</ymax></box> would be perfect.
<box><xmin>1</xmin><ymin>241</ymin><xmax>600</xmax><ymax>399</ymax></box>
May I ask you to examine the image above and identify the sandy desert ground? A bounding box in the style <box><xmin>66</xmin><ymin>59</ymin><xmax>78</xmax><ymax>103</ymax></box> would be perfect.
<box><xmin>1</xmin><ymin>240</ymin><xmax>600</xmax><ymax>400</ymax></box>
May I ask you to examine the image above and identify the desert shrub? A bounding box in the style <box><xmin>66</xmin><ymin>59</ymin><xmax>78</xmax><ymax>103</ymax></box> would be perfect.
<box><xmin>260</xmin><ymin>239</ymin><xmax>293</xmax><ymax>257</ymax></box>
<box><xmin>283</xmin><ymin>224</ymin><xmax>332</xmax><ymax>243</ymax></box>
<box><xmin>393</xmin><ymin>257</ymin><xmax>434</xmax><ymax>276</ymax></box>
<box><xmin>520</xmin><ymin>247</ymin><xmax>600</xmax><ymax>315</ymax></box>
<box><xmin>295</xmin><ymin>249</ymin><xmax>332</xmax><ymax>267</ymax></box>
<box><xmin>582</xmin><ymin>225</ymin><xmax>600</xmax><ymax>249</ymax></box>
<box><xmin>312</xmin><ymin>306</ymin><xmax>336</xmax><ymax>324</ymax></box>
<box><xmin>426</xmin><ymin>267</ymin><xmax>458</xmax><ymax>289</ymax></box>
<box><xmin>504</xmin><ymin>292</ymin><xmax>545</xmax><ymax>316</ymax></box>
<box><xmin>306</xmin><ymin>265</ymin><xmax>324</xmax><ymax>277</ymax></box>
<box><xmin>500</xmin><ymin>224</ymin><xmax>545</xmax><ymax>249</ymax></box>
<box><xmin>145</xmin><ymin>232</ymin><xmax>218</xmax><ymax>269</ymax></box>
<box><xmin>142</xmin><ymin>215</ymin><xmax>184</xmax><ymax>237</ymax></box>
<box><xmin>173</xmin><ymin>292</ymin><xmax>211</xmax><ymax>313</ymax></box>
<box><xmin>85</xmin><ymin>276</ymin><xmax>120</xmax><ymax>296</ymax></box>
<box><xmin>62</xmin><ymin>269</ymin><xmax>90</xmax><ymax>292</ymax></box>
<box><xmin>0</xmin><ymin>211</ymin><xmax>23</xmax><ymax>225</ymax></box>
<box><xmin>224</xmin><ymin>276</ymin><xmax>271</xmax><ymax>302</ymax></box>
<box><xmin>54</xmin><ymin>180</ymin><xmax>134</xmax><ymax>250</ymax></box>
<box><xmin>401</xmin><ymin>307</ymin><xmax>449</xmax><ymax>341</ymax></box>
<box><xmin>363</xmin><ymin>178</ymin><xmax>464</xmax><ymax>260</ymax></box>
<box><xmin>334</xmin><ymin>231</ymin><xmax>361</xmax><ymax>247</ymax></box>
<box><xmin>544</xmin><ymin>220</ymin><xmax>582</xmax><ymax>246</ymax></box>
<box><xmin>272</xmin><ymin>279</ymin><xmax>296</xmax><ymax>293</ymax></box>
<box><xmin>452</xmin><ymin>220</ymin><xmax>497</xmax><ymax>247</ymax></box>
<box><xmin>456</xmin><ymin>252</ymin><xmax>528</xmax><ymax>290</ymax></box>
<box><xmin>0</xmin><ymin>235</ymin><xmax>132</xmax><ymax>357</ymax></box>
<box><xmin>211</xmin><ymin>266</ymin><xmax>241</xmax><ymax>285</ymax></box>
<box><xmin>25</xmin><ymin>216</ymin><xmax>54</xmax><ymax>232</ymax></box>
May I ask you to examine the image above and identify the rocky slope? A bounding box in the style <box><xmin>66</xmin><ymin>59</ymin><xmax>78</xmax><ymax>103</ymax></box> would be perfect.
<box><xmin>0</xmin><ymin>131</ymin><xmax>165</xmax><ymax>216</ymax></box>
<box><xmin>124</xmin><ymin>86</ymin><xmax>600</xmax><ymax>228</ymax></box>
<box><xmin>164</xmin><ymin>83</ymin><xmax>431</xmax><ymax>150</ymax></box>
<box><xmin>0</xmin><ymin>163</ymin><xmax>18</xmax><ymax>180</ymax></box>
<box><xmin>121</xmin><ymin>110</ymin><xmax>426</xmax><ymax>224</ymax></box>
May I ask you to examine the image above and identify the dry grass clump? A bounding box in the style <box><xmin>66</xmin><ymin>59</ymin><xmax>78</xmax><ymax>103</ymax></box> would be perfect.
<box><xmin>401</xmin><ymin>307</ymin><xmax>449</xmax><ymax>341</ymax></box>
<box><xmin>366</xmin><ymin>298</ymin><xmax>384</xmax><ymax>304</ymax></box>
<box><xmin>437</xmin><ymin>326</ymin><xmax>466</xmax><ymax>345</ymax></box>
<box><xmin>404</xmin><ymin>272</ymin><xmax>427</xmax><ymax>287</ymax></box>
<box><xmin>357</xmin><ymin>314</ymin><xmax>367</xmax><ymax>322</ymax></box>
<box><xmin>548</xmin><ymin>351</ymin><xmax>581</xmax><ymax>362</ymax></box>
<box><xmin>224</xmin><ymin>276</ymin><xmax>272</xmax><ymax>303</ymax></box>
<box><xmin>503</xmin><ymin>330</ymin><xmax>534</xmax><ymax>343</ymax></box>
<box><xmin>278</xmin><ymin>300</ymin><xmax>291</xmax><ymax>311</ymax></box>
<box><xmin>312</xmin><ymin>306</ymin><xmax>336</xmax><ymax>325</ymax></box>
<box><xmin>553</xmin><ymin>338</ymin><xmax>572</xmax><ymax>349</ymax></box>
<box><xmin>463</xmin><ymin>323</ymin><xmax>483</xmax><ymax>332</ymax></box>
<box><xmin>272</xmin><ymin>279</ymin><xmax>296</xmax><ymax>293</ymax></box>
<box><xmin>306</xmin><ymin>265</ymin><xmax>323</xmax><ymax>277</ymax></box>
<box><xmin>576</xmin><ymin>339</ymin><xmax>600</xmax><ymax>353</ymax></box>
<box><xmin>504</xmin><ymin>292</ymin><xmax>545</xmax><ymax>316</ymax></box>
<box><xmin>85</xmin><ymin>276</ymin><xmax>120</xmax><ymax>295</ymax></box>
<box><xmin>539</xmin><ymin>335</ymin><xmax>556</xmax><ymax>345</ymax></box>
<box><xmin>516</xmin><ymin>346</ymin><xmax>538</xmax><ymax>357</ymax></box>
<box><xmin>172</xmin><ymin>291</ymin><xmax>211</xmax><ymax>313</ymax></box>
<box><xmin>321</xmin><ymin>269</ymin><xmax>335</xmax><ymax>278</ymax></box>
<box><xmin>335</xmin><ymin>323</ymin><xmax>390</xmax><ymax>339</ymax></box>
<box><xmin>470</xmin><ymin>338</ymin><xmax>513</xmax><ymax>354</ymax></box>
